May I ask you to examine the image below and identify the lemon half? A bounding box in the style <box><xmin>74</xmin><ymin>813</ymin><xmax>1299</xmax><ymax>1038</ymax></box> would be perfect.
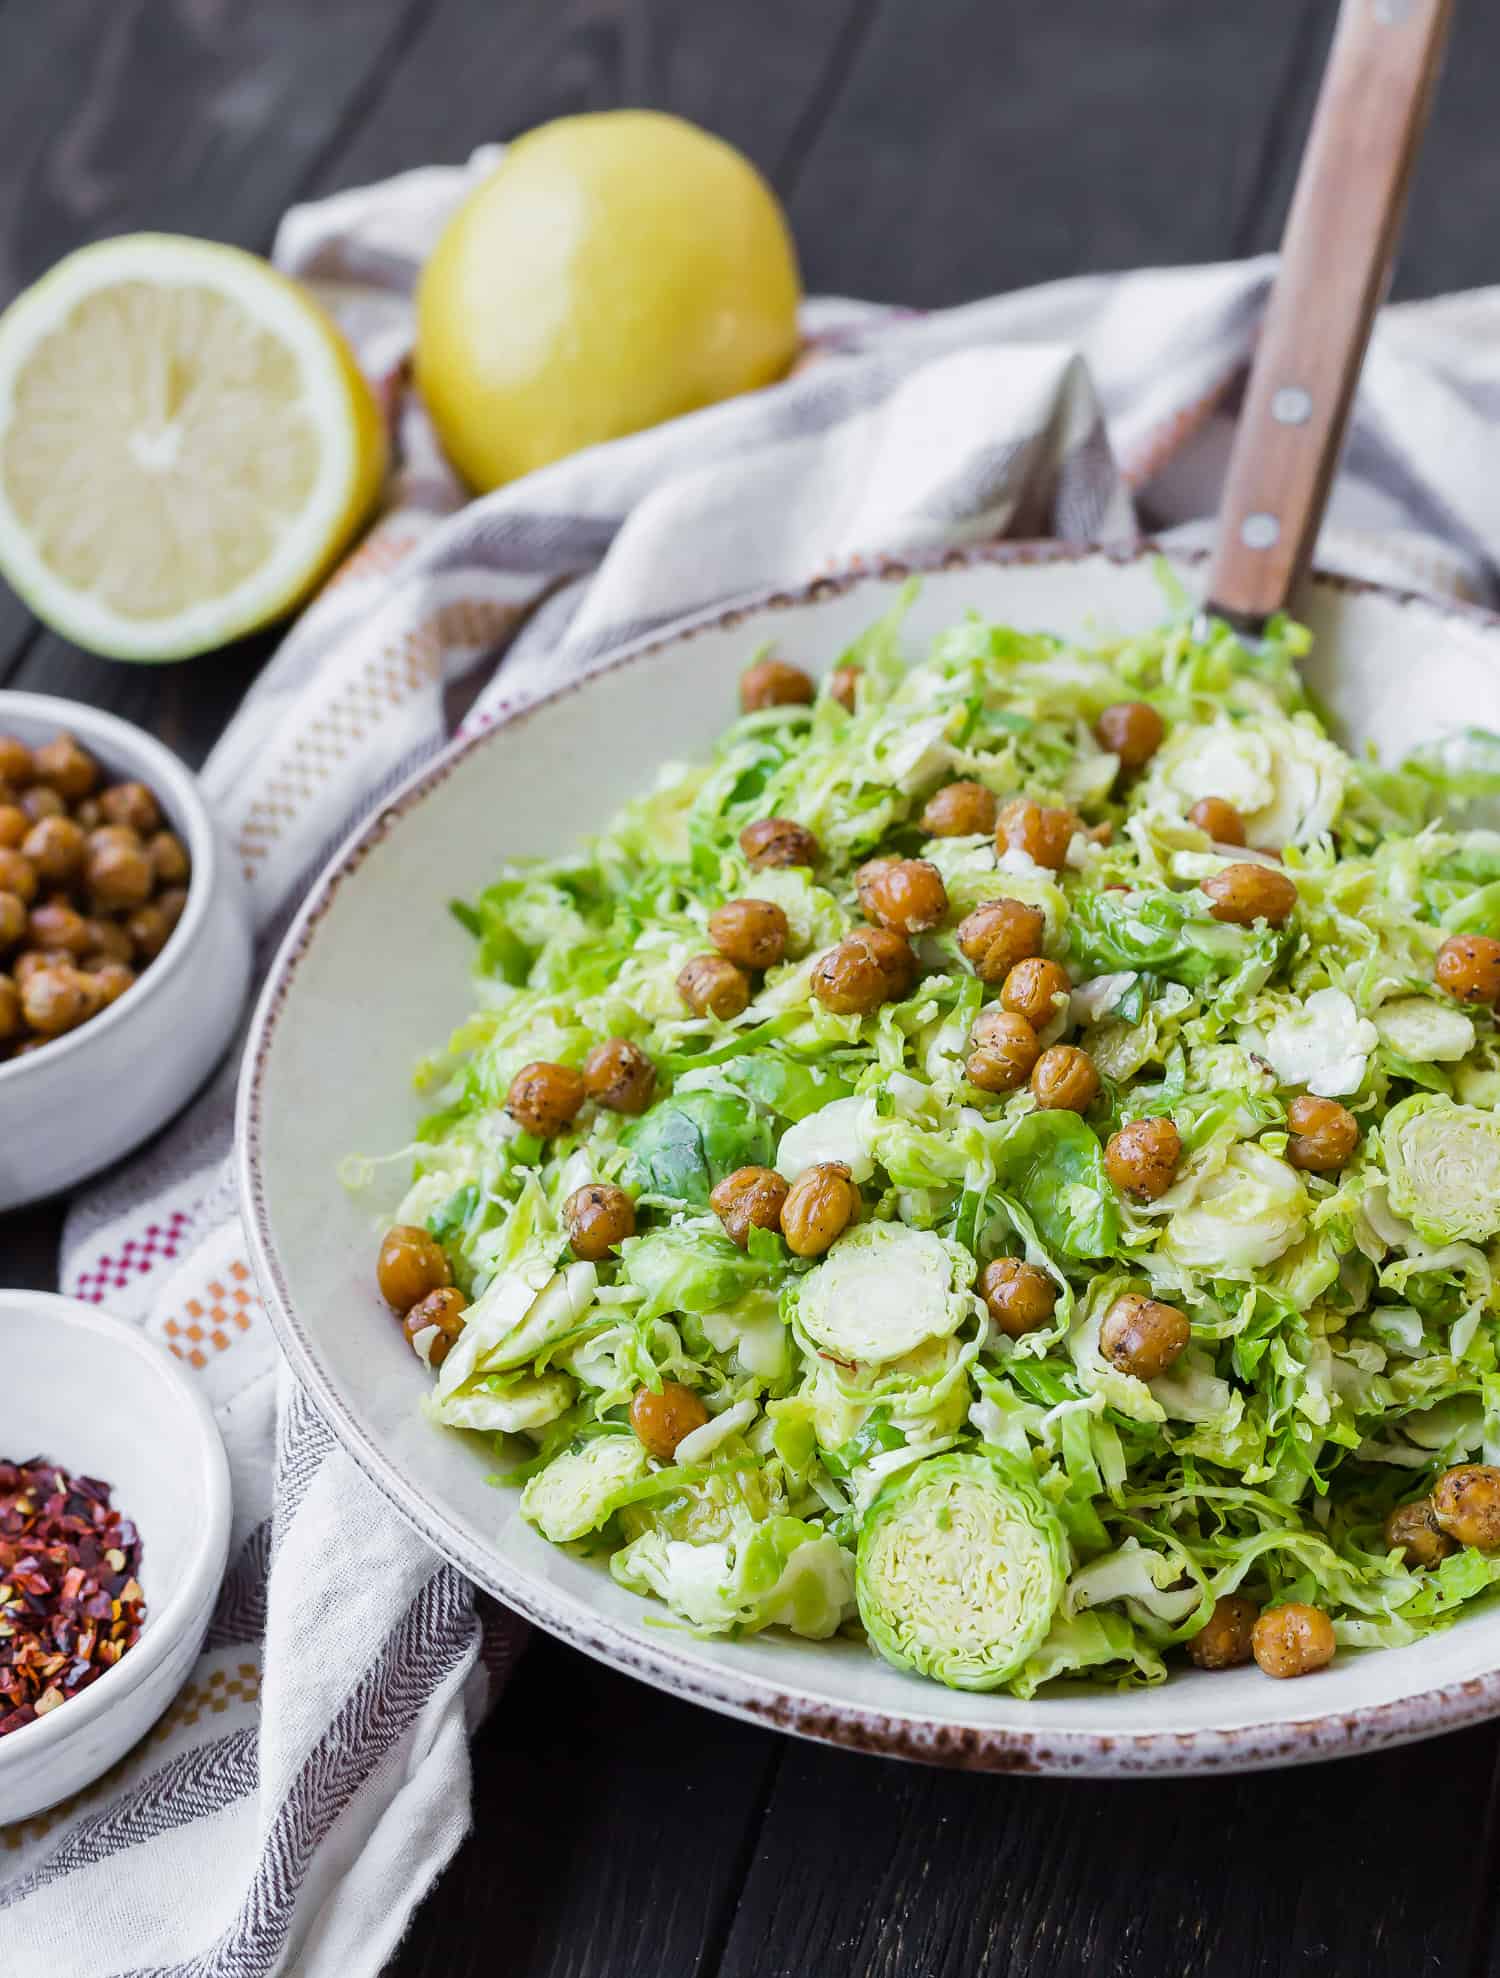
<box><xmin>0</xmin><ymin>233</ymin><xmax>385</xmax><ymax>661</ymax></box>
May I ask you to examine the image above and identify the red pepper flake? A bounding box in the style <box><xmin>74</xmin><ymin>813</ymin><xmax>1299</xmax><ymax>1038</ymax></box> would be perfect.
<box><xmin>0</xmin><ymin>1458</ymin><xmax>145</xmax><ymax>1737</ymax></box>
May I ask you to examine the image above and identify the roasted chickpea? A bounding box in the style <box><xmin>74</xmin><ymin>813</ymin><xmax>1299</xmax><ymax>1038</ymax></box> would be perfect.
<box><xmin>87</xmin><ymin>961</ymin><xmax>136</xmax><ymax>1007</ymax></box>
<box><xmin>20</xmin><ymin>785</ymin><xmax>63</xmax><ymax>823</ymax></box>
<box><xmin>956</xmin><ymin>897</ymin><xmax>1045</xmax><ymax>983</ymax></box>
<box><xmin>709</xmin><ymin>897</ymin><xmax>789</xmax><ymax>970</ymax></box>
<box><xmin>630</xmin><ymin>1381</ymin><xmax>710</xmax><ymax>1462</ymax></box>
<box><xmin>1095</xmin><ymin>700</ymin><xmax>1165</xmax><ymax>771</ymax></box>
<box><xmin>0</xmin><ymin>848</ymin><xmax>37</xmax><ymax>905</ymax></box>
<box><xmin>98</xmin><ymin>780</ymin><xmax>161</xmax><ymax>834</ymax></box>
<box><xmin>0</xmin><ymin>892</ymin><xmax>23</xmax><ymax>951</ymax></box>
<box><xmin>1203</xmin><ymin>862</ymin><xmax>1298</xmax><ymax>927</ymax></box>
<box><xmin>1188</xmin><ymin>796</ymin><xmax>1247</xmax><ymax>846</ymax></box>
<box><xmin>1187</xmin><ymin>1595</ymin><xmax>1259</xmax><ymax>1671</ymax></box>
<box><xmin>1031</xmin><ymin>1044</ymin><xmax>1100</xmax><ymax>1113</ymax></box>
<box><xmin>126</xmin><ymin>902</ymin><xmax>172</xmax><ymax>961</ymax></box>
<box><xmin>506</xmin><ymin>1060</ymin><xmax>587</xmax><ymax>1138</ymax></box>
<box><xmin>28</xmin><ymin>899</ymin><xmax>90</xmax><ymax>956</ymax></box>
<box><xmin>11</xmin><ymin>950</ymin><xmax>49</xmax><ymax>987</ymax></box>
<box><xmin>710</xmin><ymin>1165</ymin><xmax>790</xmax><ymax>1248</ymax></box>
<box><xmin>582</xmin><ymin>1037</ymin><xmax>656</xmax><ymax>1115</ymax></box>
<box><xmin>978</xmin><ymin>1256</ymin><xmax>1056</xmax><ymax>1337</ymax></box>
<box><xmin>377</xmin><ymin>1224</ymin><xmax>453</xmax><ymax>1313</ymax></box>
<box><xmin>922</xmin><ymin>780</ymin><xmax>998</xmax><ymax>838</ymax></box>
<box><xmin>0</xmin><ymin>735</ymin><xmax>32</xmax><ymax>785</ymax></box>
<box><xmin>1383</xmin><ymin>1497</ymin><xmax>1456</xmax><ymax>1571</ymax></box>
<box><xmin>740</xmin><ymin>816</ymin><xmax>820</xmax><ymax>870</ymax></box>
<box><xmin>829</xmin><ymin>664</ymin><xmax>861</xmax><ymax>713</ymax></box>
<box><xmin>564</xmin><ymin>1182</ymin><xmax>637</xmax><ymax>1261</ymax></box>
<box><xmin>32</xmin><ymin>733</ymin><xmax>98</xmax><ymax>802</ymax></box>
<box><xmin>678</xmin><ymin>952</ymin><xmax>752</xmax><ymax>1020</ymax></box>
<box><xmin>781</xmin><ymin>1161</ymin><xmax>860</xmax><ymax>1257</ymax></box>
<box><xmin>856</xmin><ymin>856</ymin><xmax>948</xmax><ymax>934</ymax></box>
<box><xmin>740</xmin><ymin>657</ymin><xmax>815</xmax><ymax>713</ymax></box>
<box><xmin>810</xmin><ymin>926</ymin><xmax>917</xmax><ymax>1015</ymax></box>
<box><xmin>996</xmin><ymin>797</ymin><xmax>1076</xmax><ymax>871</ymax></box>
<box><xmin>0</xmin><ymin>975</ymin><xmax>18</xmax><ymax>1040</ymax></box>
<box><xmin>403</xmin><ymin>1286</ymin><xmax>468</xmax><ymax>1368</ymax></box>
<box><xmin>157</xmin><ymin>885</ymin><xmax>189</xmax><ymax>933</ymax></box>
<box><xmin>1286</xmin><ymin>1095</ymin><xmax>1359</xmax><ymax>1174</ymax></box>
<box><xmin>1435</xmin><ymin>933</ymin><xmax>1500</xmax><ymax>1006</ymax></box>
<box><xmin>1432</xmin><ymin>1464</ymin><xmax>1500</xmax><ymax>1551</ymax></box>
<box><xmin>147</xmin><ymin>829</ymin><xmax>190</xmax><ymax>886</ymax></box>
<box><xmin>87</xmin><ymin>832</ymin><xmax>153</xmax><ymax>912</ymax></box>
<box><xmin>21</xmin><ymin>814</ymin><xmax>85</xmax><ymax>885</ymax></box>
<box><xmin>19</xmin><ymin>963</ymin><xmax>95</xmax><ymax>1036</ymax></box>
<box><xmin>966</xmin><ymin>1008</ymin><xmax>1040</xmax><ymax>1093</ymax></box>
<box><xmin>1099</xmin><ymin>1293</ymin><xmax>1190</xmax><ymax>1380</ymax></box>
<box><xmin>1105</xmin><ymin>1116</ymin><xmax>1182</xmax><ymax>1200</ymax></box>
<box><xmin>81</xmin><ymin>916</ymin><xmax>133</xmax><ymax>965</ymax></box>
<box><xmin>74</xmin><ymin>797</ymin><xmax>102</xmax><ymax>831</ymax></box>
<box><xmin>1252</xmin><ymin>1603</ymin><xmax>1336</xmax><ymax>1679</ymax></box>
<box><xmin>1000</xmin><ymin>956</ymin><xmax>1071</xmax><ymax>1029</ymax></box>
<box><xmin>0</xmin><ymin>804</ymin><xmax>25</xmax><ymax>849</ymax></box>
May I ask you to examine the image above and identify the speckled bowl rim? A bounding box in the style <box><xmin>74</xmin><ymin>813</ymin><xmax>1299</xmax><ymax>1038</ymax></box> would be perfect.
<box><xmin>238</xmin><ymin>538</ymin><xmax>1500</xmax><ymax>1774</ymax></box>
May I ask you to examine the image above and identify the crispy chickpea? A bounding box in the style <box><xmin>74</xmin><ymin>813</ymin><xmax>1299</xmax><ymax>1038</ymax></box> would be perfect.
<box><xmin>28</xmin><ymin>899</ymin><xmax>90</xmax><ymax>956</ymax></box>
<box><xmin>739</xmin><ymin>816</ymin><xmax>820</xmax><ymax>870</ymax></box>
<box><xmin>0</xmin><ymin>847</ymin><xmax>37</xmax><ymax>904</ymax></box>
<box><xmin>0</xmin><ymin>804</ymin><xmax>25</xmax><ymax>849</ymax></box>
<box><xmin>1432</xmin><ymin>1464</ymin><xmax>1500</xmax><ymax>1551</ymax></box>
<box><xmin>1203</xmin><ymin>862</ymin><xmax>1298</xmax><ymax>927</ymax></box>
<box><xmin>1383</xmin><ymin>1497</ymin><xmax>1456</xmax><ymax>1571</ymax></box>
<box><xmin>966</xmin><ymin>1007</ymin><xmax>1040</xmax><ymax>1093</ymax></box>
<box><xmin>12</xmin><ymin>950</ymin><xmax>49</xmax><ymax>987</ymax></box>
<box><xmin>87</xmin><ymin>832</ymin><xmax>153</xmax><ymax>912</ymax></box>
<box><xmin>377</xmin><ymin>1224</ymin><xmax>453</xmax><ymax>1313</ymax></box>
<box><xmin>1105</xmin><ymin>1116</ymin><xmax>1182</xmax><ymax>1200</ymax></box>
<box><xmin>1031</xmin><ymin>1044</ymin><xmax>1100</xmax><ymax>1113</ymax></box>
<box><xmin>0</xmin><ymin>735</ymin><xmax>32</xmax><ymax>785</ymax></box>
<box><xmin>830</xmin><ymin>664</ymin><xmax>861</xmax><ymax>713</ymax></box>
<box><xmin>710</xmin><ymin>1164</ymin><xmax>790</xmax><ymax>1248</ymax></box>
<box><xmin>0</xmin><ymin>975</ymin><xmax>18</xmax><ymax>1040</ymax></box>
<box><xmin>709</xmin><ymin>897</ymin><xmax>789</xmax><ymax>970</ymax></box>
<box><xmin>996</xmin><ymin>797</ymin><xmax>1076</xmax><ymax>871</ymax></box>
<box><xmin>1435</xmin><ymin>933</ymin><xmax>1500</xmax><ymax>1006</ymax></box>
<box><xmin>811</xmin><ymin>926</ymin><xmax>917</xmax><ymax>1015</ymax></box>
<box><xmin>856</xmin><ymin>856</ymin><xmax>948</xmax><ymax>934</ymax></box>
<box><xmin>1000</xmin><ymin>956</ymin><xmax>1071</xmax><ymax>1029</ymax></box>
<box><xmin>147</xmin><ymin>828</ymin><xmax>190</xmax><ymax>885</ymax></box>
<box><xmin>956</xmin><ymin>897</ymin><xmax>1045</xmax><ymax>983</ymax></box>
<box><xmin>98</xmin><ymin>780</ymin><xmax>161</xmax><ymax>834</ymax></box>
<box><xmin>781</xmin><ymin>1161</ymin><xmax>860</xmax><ymax>1258</ymax></box>
<box><xmin>1095</xmin><ymin>700</ymin><xmax>1165</xmax><ymax>771</ymax></box>
<box><xmin>403</xmin><ymin>1286</ymin><xmax>468</xmax><ymax>1368</ymax></box>
<box><xmin>582</xmin><ymin>1037</ymin><xmax>656</xmax><ymax>1115</ymax></box>
<box><xmin>1252</xmin><ymin>1603</ymin><xmax>1336</xmax><ymax>1679</ymax></box>
<box><xmin>506</xmin><ymin>1060</ymin><xmax>587</xmax><ymax>1138</ymax></box>
<box><xmin>81</xmin><ymin>916</ymin><xmax>133</xmax><ymax>965</ymax></box>
<box><xmin>1286</xmin><ymin>1095</ymin><xmax>1359</xmax><ymax>1174</ymax></box>
<box><xmin>630</xmin><ymin>1381</ymin><xmax>710</xmax><ymax>1462</ymax></box>
<box><xmin>126</xmin><ymin>902</ymin><xmax>172</xmax><ymax>961</ymax></box>
<box><xmin>564</xmin><ymin>1183</ymin><xmax>637</xmax><ymax>1261</ymax></box>
<box><xmin>20</xmin><ymin>785</ymin><xmax>63</xmax><ymax>823</ymax></box>
<box><xmin>1188</xmin><ymin>796</ymin><xmax>1247</xmax><ymax>847</ymax></box>
<box><xmin>20</xmin><ymin>963</ymin><xmax>95</xmax><ymax>1036</ymax></box>
<box><xmin>21</xmin><ymin>813</ymin><xmax>85</xmax><ymax>885</ymax></box>
<box><xmin>74</xmin><ymin>797</ymin><xmax>102</xmax><ymax>831</ymax></box>
<box><xmin>1099</xmin><ymin>1293</ymin><xmax>1190</xmax><ymax>1380</ymax></box>
<box><xmin>740</xmin><ymin>657</ymin><xmax>815</xmax><ymax>713</ymax></box>
<box><xmin>678</xmin><ymin>952</ymin><xmax>752</xmax><ymax>1020</ymax></box>
<box><xmin>32</xmin><ymin>733</ymin><xmax>98</xmax><ymax>802</ymax></box>
<box><xmin>158</xmin><ymin>884</ymin><xmax>189</xmax><ymax>933</ymax></box>
<box><xmin>0</xmin><ymin>892</ymin><xmax>23</xmax><ymax>950</ymax></box>
<box><xmin>1187</xmin><ymin>1594</ymin><xmax>1259</xmax><ymax>1671</ymax></box>
<box><xmin>87</xmin><ymin>961</ymin><xmax>135</xmax><ymax>1007</ymax></box>
<box><xmin>922</xmin><ymin>780</ymin><xmax>997</xmax><ymax>839</ymax></box>
<box><xmin>978</xmin><ymin>1256</ymin><xmax>1056</xmax><ymax>1337</ymax></box>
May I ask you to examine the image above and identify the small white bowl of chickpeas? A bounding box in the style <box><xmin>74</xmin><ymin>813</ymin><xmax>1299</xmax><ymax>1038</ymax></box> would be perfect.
<box><xmin>0</xmin><ymin>692</ymin><xmax>252</xmax><ymax>1211</ymax></box>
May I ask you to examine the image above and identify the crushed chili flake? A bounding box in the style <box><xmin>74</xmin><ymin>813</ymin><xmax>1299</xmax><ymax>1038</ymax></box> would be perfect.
<box><xmin>0</xmin><ymin>1457</ymin><xmax>145</xmax><ymax>1737</ymax></box>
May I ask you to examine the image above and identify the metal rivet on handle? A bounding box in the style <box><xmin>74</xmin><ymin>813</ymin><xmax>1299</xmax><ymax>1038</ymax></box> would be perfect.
<box><xmin>1373</xmin><ymin>0</ymin><xmax>1412</xmax><ymax>23</ymax></box>
<box><xmin>1271</xmin><ymin>386</ymin><xmax>1312</xmax><ymax>425</ymax></box>
<box><xmin>1241</xmin><ymin>513</ymin><xmax>1280</xmax><ymax>550</ymax></box>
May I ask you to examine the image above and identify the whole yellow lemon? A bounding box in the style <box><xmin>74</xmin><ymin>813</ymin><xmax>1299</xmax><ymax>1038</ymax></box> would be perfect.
<box><xmin>415</xmin><ymin>112</ymin><xmax>801</xmax><ymax>490</ymax></box>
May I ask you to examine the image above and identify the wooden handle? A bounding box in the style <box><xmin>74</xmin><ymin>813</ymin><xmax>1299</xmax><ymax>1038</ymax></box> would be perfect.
<box><xmin>1206</xmin><ymin>0</ymin><xmax>1452</xmax><ymax>627</ymax></box>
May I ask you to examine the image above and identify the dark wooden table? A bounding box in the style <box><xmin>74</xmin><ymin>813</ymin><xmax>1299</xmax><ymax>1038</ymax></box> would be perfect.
<box><xmin>7</xmin><ymin>4</ymin><xmax>1500</xmax><ymax>1973</ymax></box>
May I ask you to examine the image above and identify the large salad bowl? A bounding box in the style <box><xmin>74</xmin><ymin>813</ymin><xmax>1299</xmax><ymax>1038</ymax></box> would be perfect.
<box><xmin>239</xmin><ymin>543</ymin><xmax>1500</xmax><ymax>1774</ymax></box>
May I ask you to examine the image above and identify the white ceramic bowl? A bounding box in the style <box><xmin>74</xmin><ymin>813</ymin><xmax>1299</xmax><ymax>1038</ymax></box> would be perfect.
<box><xmin>0</xmin><ymin>692</ymin><xmax>252</xmax><ymax>1211</ymax></box>
<box><xmin>241</xmin><ymin>544</ymin><xmax>1500</xmax><ymax>1775</ymax></box>
<box><xmin>0</xmin><ymin>1291</ymin><xmax>231</xmax><ymax>1824</ymax></box>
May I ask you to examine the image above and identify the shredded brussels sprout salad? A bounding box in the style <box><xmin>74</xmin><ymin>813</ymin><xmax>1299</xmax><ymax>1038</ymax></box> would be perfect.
<box><xmin>361</xmin><ymin>571</ymin><xmax>1500</xmax><ymax>1695</ymax></box>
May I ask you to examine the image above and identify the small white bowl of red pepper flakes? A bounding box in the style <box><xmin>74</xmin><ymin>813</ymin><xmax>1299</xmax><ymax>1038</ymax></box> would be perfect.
<box><xmin>0</xmin><ymin>1290</ymin><xmax>230</xmax><ymax>1826</ymax></box>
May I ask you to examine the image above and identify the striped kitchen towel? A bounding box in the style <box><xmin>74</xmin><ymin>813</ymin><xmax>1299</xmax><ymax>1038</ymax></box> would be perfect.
<box><xmin>7</xmin><ymin>142</ymin><xmax>1500</xmax><ymax>1975</ymax></box>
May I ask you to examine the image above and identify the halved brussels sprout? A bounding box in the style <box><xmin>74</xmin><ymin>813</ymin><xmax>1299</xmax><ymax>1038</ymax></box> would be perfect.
<box><xmin>855</xmin><ymin>1451</ymin><xmax>1067</xmax><ymax>1690</ymax></box>
<box><xmin>611</xmin><ymin>1517</ymin><xmax>856</xmax><ymax>1639</ymax></box>
<box><xmin>1374</xmin><ymin>996</ymin><xmax>1476</xmax><ymax>1065</ymax></box>
<box><xmin>519</xmin><ymin>1436</ymin><xmax>649</xmax><ymax>1544</ymax></box>
<box><xmin>1162</xmin><ymin>1144</ymin><xmax>1308</xmax><ymax>1273</ymax></box>
<box><xmin>791</xmin><ymin>1221</ymin><xmax>977</xmax><ymax>1364</ymax></box>
<box><xmin>1138</xmin><ymin>710</ymin><xmax>1347</xmax><ymax>849</ymax></box>
<box><xmin>1384</xmin><ymin>1094</ymin><xmax>1500</xmax><ymax>1244</ymax></box>
<box><xmin>1260</xmin><ymin>987</ymin><xmax>1377</xmax><ymax>1098</ymax></box>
